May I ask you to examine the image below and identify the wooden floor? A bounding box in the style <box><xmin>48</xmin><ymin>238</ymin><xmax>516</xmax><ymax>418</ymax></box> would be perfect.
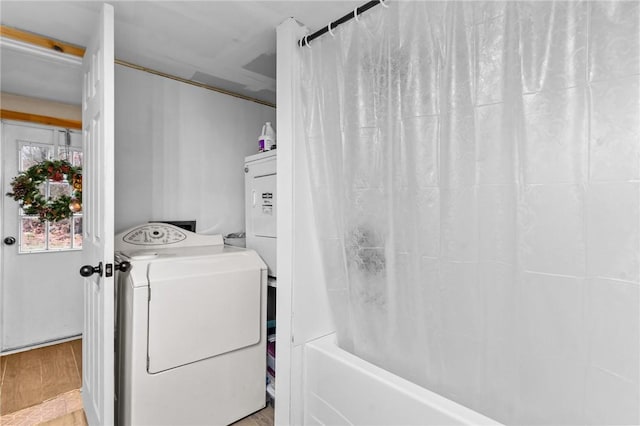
<box><xmin>39</xmin><ymin>408</ymin><xmax>87</xmax><ymax>426</ymax></box>
<box><xmin>0</xmin><ymin>340</ymin><xmax>82</xmax><ymax>416</ymax></box>
<box><xmin>232</xmin><ymin>405</ymin><xmax>274</xmax><ymax>426</ymax></box>
<box><xmin>0</xmin><ymin>338</ymin><xmax>273</xmax><ymax>426</ymax></box>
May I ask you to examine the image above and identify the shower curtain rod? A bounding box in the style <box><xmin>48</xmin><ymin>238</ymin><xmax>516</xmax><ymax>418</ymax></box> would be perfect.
<box><xmin>298</xmin><ymin>0</ymin><xmax>387</xmax><ymax>47</ymax></box>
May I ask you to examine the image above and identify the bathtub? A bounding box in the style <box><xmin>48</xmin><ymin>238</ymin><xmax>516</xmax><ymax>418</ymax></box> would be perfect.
<box><xmin>304</xmin><ymin>334</ymin><xmax>501</xmax><ymax>426</ymax></box>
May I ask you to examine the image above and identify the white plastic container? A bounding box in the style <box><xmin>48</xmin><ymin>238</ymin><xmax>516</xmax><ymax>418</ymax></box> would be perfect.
<box><xmin>258</xmin><ymin>122</ymin><xmax>276</xmax><ymax>151</ymax></box>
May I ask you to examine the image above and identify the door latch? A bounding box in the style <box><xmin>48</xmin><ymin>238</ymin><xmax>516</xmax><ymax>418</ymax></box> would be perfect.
<box><xmin>105</xmin><ymin>261</ymin><xmax>132</xmax><ymax>277</ymax></box>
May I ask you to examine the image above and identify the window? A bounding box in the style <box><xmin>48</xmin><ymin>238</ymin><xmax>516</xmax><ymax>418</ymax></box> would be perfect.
<box><xmin>18</xmin><ymin>135</ymin><xmax>83</xmax><ymax>253</ymax></box>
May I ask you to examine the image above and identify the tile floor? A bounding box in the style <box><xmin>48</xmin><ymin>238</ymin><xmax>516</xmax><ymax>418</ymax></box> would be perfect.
<box><xmin>0</xmin><ymin>339</ymin><xmax>273</xmax><ymax>425</ymax></box>
<box><xmin>0</xmin><ymin>340</ymin><xmax>82</xmax><ymax>415</ymax></box>
<box><xmin>232</xmin><ymin>405</ymin><xmax>274</xmax><ymax>426</ymax></box>
<box><xmin>0</xmin><ymin>340</ymin><xmax>84</xmax><ymax>425</ymax></box>
<box><xmin>0</xmin><ymin>389</ymin><xmax>85</xmax><ymax>425</ymax></box>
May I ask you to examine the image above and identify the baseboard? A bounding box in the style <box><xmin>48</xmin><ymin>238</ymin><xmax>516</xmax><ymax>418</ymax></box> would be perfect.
<box><xmin>1</xmin><ymin>334</ymin><xmax>82</xmax><ymax>355</ymax></box>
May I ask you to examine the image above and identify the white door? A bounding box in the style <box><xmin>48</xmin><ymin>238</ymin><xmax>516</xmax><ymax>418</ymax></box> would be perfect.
<box><xmin>1</xmin><ymin>122</ymin><xmax>84</xmax><ymax>352</ymax></box>
<box><xmin>81</xmin><ymin>4</ymin><xmax>115</xmax><ymax>425</ymax></box>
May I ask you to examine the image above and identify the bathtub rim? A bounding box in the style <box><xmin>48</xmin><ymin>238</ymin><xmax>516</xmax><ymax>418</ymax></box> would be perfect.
<box><xmin>305</xmin><ymin>332</ymin><xmax>503</xmax><ymax>426</ymax></box>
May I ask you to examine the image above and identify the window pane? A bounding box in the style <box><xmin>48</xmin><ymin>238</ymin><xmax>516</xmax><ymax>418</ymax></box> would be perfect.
<box><xmin>71</xmin><ymin>151</ymin><xmax>83</xmax><ymax>168</ymax></box>
<box><xmin>20</xmin><ymin>145</ymin><xmax>51</xmax><ymax>171</ymax></box>
<box><xmin>58</xmin><ymin>148</ymin><xmax>83</xmax><ymax>167</ymax></box>
<box><xmin>16</xmin><ymin>141</ymin><xmax>82</xmax><ymax>254</ymax></box>
<box><xmin>21</xmin><ymin>218</ymin><xmax>46</xmax><ymax>251</ymax></box>
<box><xmin>19</xmin><ymin>183</ymin><xmax>46</xmax><ymax>216</ymax></box>
<box><xmin>58</xmin><ymin>146</ymin><xmax>70</xmax><ymax>162</ymax></box>
<box><xmin>73</xmin><ymin>216</ymin><xmax>83</xmax><ymax>248</ymax></box>
<box><xmin>57</xmin><ymin>147</ymin><xmax>79</xmax><ymax>163</ymax></box>
<box><xmin>50</xmin><ymin>181</ymin><xmax>71</xmax><ymax>199</ymax></box>
<box><xmin>50</xmin><ymin>219</ymin><xmax>72</xmax><ymax>249</ymax></box>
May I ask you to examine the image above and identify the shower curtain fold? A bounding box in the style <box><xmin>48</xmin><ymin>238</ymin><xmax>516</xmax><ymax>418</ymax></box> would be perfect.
<box><xmin>300</xmin><ymin>1</ymin><xmax>640</xmax><ymax>424</ymax></box>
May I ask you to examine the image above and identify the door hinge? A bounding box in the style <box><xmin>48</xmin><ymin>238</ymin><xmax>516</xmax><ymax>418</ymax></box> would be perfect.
<box><xmin>105</xmin><ymin>263</ymin><xmax>113</xmax><ymax>277</ymax></box>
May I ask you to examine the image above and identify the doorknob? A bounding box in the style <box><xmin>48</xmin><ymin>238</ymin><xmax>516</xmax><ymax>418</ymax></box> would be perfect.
<box><xmin>80</xmin><ymin>262</ymin><xmax>103</xmax><ymax>277</ymax></box>
<box><xmin>3</xmin><ymin>237</ymin><xmax>16</xmax><ymax>245</ymax></box>
<box><xmin>115</xmin><ymin>261</ymin><xmax>131</xmax><ymax>272</ymax></box>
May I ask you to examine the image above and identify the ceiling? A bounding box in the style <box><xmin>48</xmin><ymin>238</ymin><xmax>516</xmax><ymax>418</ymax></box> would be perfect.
<box><xmin>0</xmin><ymin>1</ymin><xmax>362</xmax><ymax>106</ymax></box>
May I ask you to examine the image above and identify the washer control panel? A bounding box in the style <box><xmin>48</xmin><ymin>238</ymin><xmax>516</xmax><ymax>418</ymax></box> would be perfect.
<box><xmin>122</xmin><ymin>224</ymin><xmax>187</xmax><ymax>246</ymax></box>
<box><xmin>116</xmin><ymin>223</ymin><xmax>224</xmax><ymax>252</ymax></box>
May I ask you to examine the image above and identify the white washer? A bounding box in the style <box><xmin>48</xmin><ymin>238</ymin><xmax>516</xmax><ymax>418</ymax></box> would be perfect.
<box><xmin>115</xmin><ymin>223</ymin><xmax>267</xmax><ymax>426</ymax></box>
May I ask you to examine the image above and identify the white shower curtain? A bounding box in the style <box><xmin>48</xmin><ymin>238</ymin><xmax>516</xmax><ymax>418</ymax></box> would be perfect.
<box><xmin>300</xmin><ymin>1</ymin><xmax>639</xmax><ymax>424</ymax></box>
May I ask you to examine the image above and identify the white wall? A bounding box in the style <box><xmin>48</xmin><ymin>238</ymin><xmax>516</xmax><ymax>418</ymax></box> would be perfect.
<box><xmin>114</xmin><ymin>64</ymin><xmax>275</xmax><ymax>234</ymax></box>
<box><xmin>275</xmin><ymin>19</ymin><xmax>335</xmax><ymax>426</ymax></box>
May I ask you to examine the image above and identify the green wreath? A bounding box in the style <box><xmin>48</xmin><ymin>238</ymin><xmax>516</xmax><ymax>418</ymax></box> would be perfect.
<box><xmin>6</xmin><ymin>159</ymin><xmax>82</xmax><ymax>222</ymax></box>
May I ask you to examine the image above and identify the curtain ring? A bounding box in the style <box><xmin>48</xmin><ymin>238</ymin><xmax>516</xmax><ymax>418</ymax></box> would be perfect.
<box><xmin>328</xmin><ymin>22</ymin><xmax>335</xmax><ymax>37</ymax></box>
<box><xmin>379</xmin><ymin>0</ymin><xmax>389</xmax><ymax>8</ymax></box>
<box><xmin>354</xmin><ymin>7</ymin><xmax>360</xmax><ymax>22</ymax></box>
<box><xmin>303</xmin><ymin>35</ymin><xmax>312</xmax><ymax>48</ymax></box>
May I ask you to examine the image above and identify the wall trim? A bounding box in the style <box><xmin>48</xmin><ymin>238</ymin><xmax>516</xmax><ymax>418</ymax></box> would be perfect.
<box><xmin>0</xmin><ymin>110</ymin><xmax>82</xmax><ymax>129</ymax></box>
<box><xmin>1</xmin><ymin>334</ymin><xmax>82</xmax><ymax>356</ymax></box>
<box><xmin>114</xmin><ymin>59</ymin><xmax>276</xmax><ymax>108</ymax></box>
<box><xmin>0</xmin><ymin>25</ymin><xmax>85</xmax><ymax>57</ymax></box>
<box><xmin>275</xmin><ymin>18</ymin><xmax>308</xmax><ymax>426</ymax></box>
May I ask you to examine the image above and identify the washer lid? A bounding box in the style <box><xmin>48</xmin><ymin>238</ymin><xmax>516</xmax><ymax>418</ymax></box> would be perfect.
<box><xmin>146</xmin><ymin>254</ymin><xmax>263</xmax><ymax>373</ymax></box>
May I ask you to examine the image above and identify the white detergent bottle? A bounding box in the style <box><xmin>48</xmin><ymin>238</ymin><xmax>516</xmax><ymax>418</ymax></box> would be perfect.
<box><xmin>258</xmin><ymin>124</ymin><xmax>266</xmax><ymax>152</ymax></box>
<box><xmin>259</xmin><ymin>122</ymin><xmax>276</xmax><ymax>151</ymax></box>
